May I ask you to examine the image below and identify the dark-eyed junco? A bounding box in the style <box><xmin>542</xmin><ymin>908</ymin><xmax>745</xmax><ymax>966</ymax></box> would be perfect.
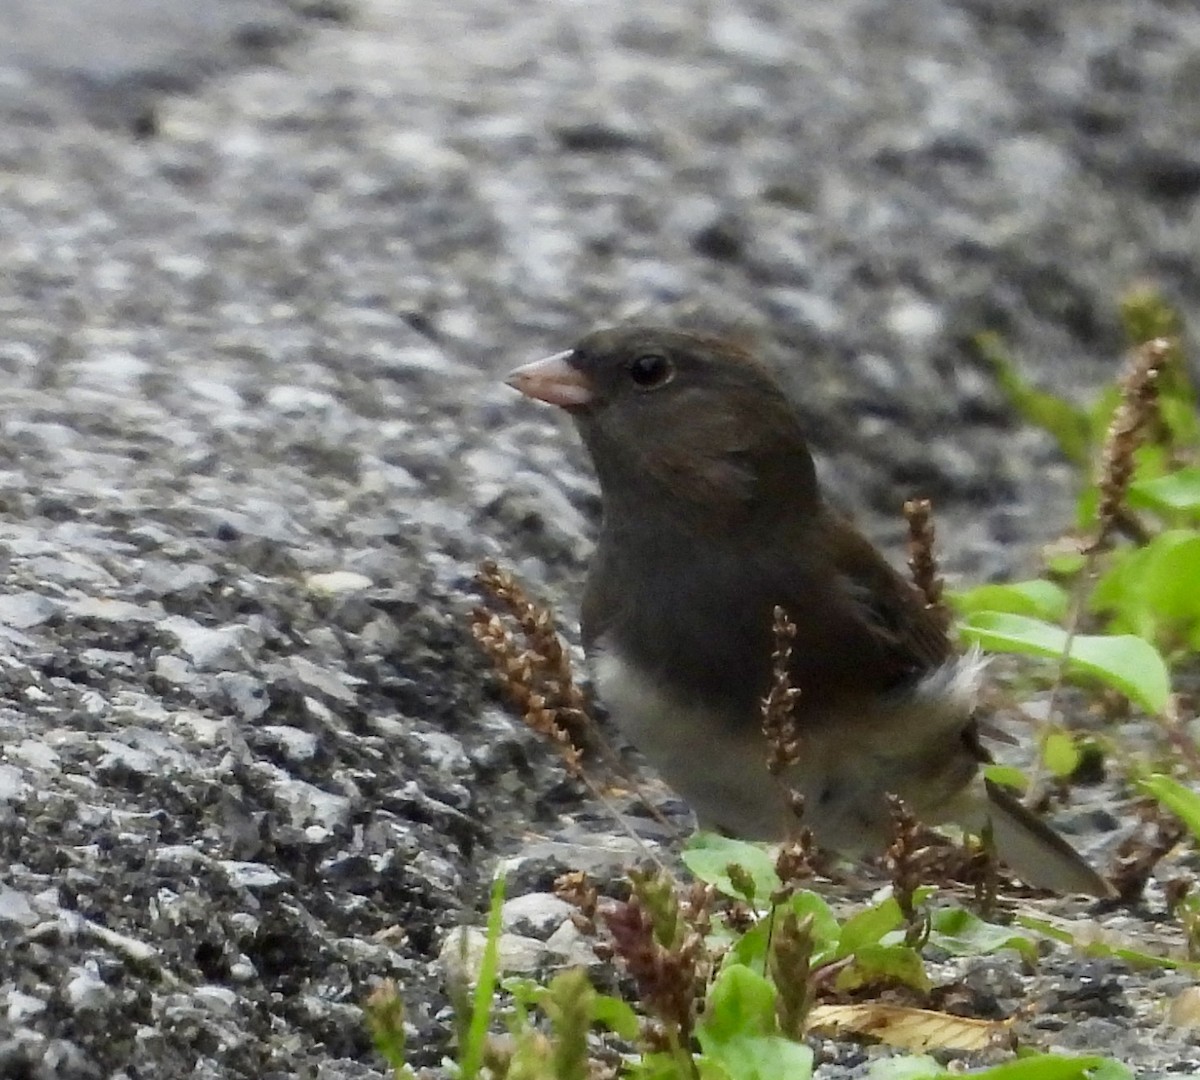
<box><xmin>506</xmin><ymin>326</ymin><xmax>1112</xmax><ymax>897</ymax></box>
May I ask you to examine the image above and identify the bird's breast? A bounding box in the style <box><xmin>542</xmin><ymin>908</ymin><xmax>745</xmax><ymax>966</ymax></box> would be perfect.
<box><xmin>591</xmin><ymin>645</ymin><xmax>793</xmax><ymax>838</ymax></box>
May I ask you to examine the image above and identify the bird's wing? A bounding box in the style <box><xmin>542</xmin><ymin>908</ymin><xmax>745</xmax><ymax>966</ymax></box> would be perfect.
<box><xmin>823</xmin><ymin>512</ymin><xmax>954</xmax><ymax>686</ymax></box>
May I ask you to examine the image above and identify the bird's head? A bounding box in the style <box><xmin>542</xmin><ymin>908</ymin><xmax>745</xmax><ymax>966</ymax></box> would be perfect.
<box><xmin>506</xmin><ymin>326</ymin><xmax>819</xmax><ymax>523</ymax></box>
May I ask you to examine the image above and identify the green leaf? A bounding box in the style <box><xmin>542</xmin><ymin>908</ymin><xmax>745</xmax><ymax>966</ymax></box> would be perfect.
<box><xmin>976</xmin><ymin>333</ymin><xmax>1092</xmax><ymax>464</ymax></box>
<box><xmin>1129</xmin><ymin>442</ymin><xmax>1173</xmax><ymax>486</ymax></box>
<box><xmin>499</xmin><ymin>975</ymin><xmax>540</xmax><ymax>1031</ymax></box>
<box><xmin>1016</xmin><ymin>914</ymin><xmax>1198</xmax><ymax>971</ymax></box>
<box><xmin>836</xmin><ymin>897</ymin><xmax>906</xmax><ymax>955</ymax></box>
<box><xmin>1158</xmin><ymin>395</ymin><xmax>1200</xmax><ymax>452</ymax></box>
<box><xmin>835</xmin><ymin>943</ymin><xmax>931</xmax><ymax>993</ymax></box>
<box><xmin>1041</xmin><ymin>729</ymin><xmax>1081</xmax><ymax>779</ymax></box>
<box><xmin>1090</xmin><ymin>545</ymin><xmax>1156</xmax><ymax>641</ymax></box>
<box><xmin>460</xmin><ymin>875</ymin><xmax>506</xmax><ymax>1080</ymax></box>
<box><xmin>867</xmin><ymin>1056</ymin><xmax>947</xmax><ymax>1080</ymax></box>
<box><xmin>1084</xmin><ymin>1061</ymin><xmax>1137</xmax><ymax>1080</ymax></box>
<box><xmin>960</xmin><ymin>611</ymin><xmax>1171</xmax><ymax>714</ymax></box>
<box><xmin>683</xmin><ymin>834</ymin><xmax>781</xmax><ymax>903</ymax></box>
<box><xmin>700</xmin><ymin>1036</ymin><xmax>814</xmax><ymax>1080</ymax></box>
<box><xmin>961</xmin><ymin>1055</ymin><xmax>1120</xmax><ymax>1080</ymax></box>
<box><xmin>541</xmin><ymin>969</ymin><xmax>595</xmax><ymax>1080</ymax></box>
<box><xmin>1139</xmin><ymin>774</ymin><xmax>1200</xmax><ymax>843</ymax></box>
<box><xmin>928</xmin><ymin>906</ymin><xmax>1039</xmax><ymax>966</ymax></box>
<box><xmin>982</xmin><ymin>764</ymin><xmax>1028</xmax><ymax>792</ymax></box>
<box><xmin>725</xmin><ymin>917</ymin><xmax>771</xmax><ymax>971</ymax></box>
<box><xmin>1085</xmin><ymin>385</ymin><xmax>1124</xmax><ymax>452</ymax></box>
<box><xmin>1045</xmin><ymin>548</ymin><xmax>1087</xmax><ymax>577</ymax></box>
<box><xmin>868</xmin><ymin>1050</ymin><xmax>1131</xmax><ymax>1080</ymax></box>
<box><xmin>1136</xmin><ymin>533</ymin><xmax>1200</xmax><ymax>632</ymax></box>
<box><xmin>589</xmin><ymin>992</ymin><xmax>641</xmax><ymax>1039</ymax></box>
<box><xmin>1015</xmin><ymin>915</ymin><xmax>1074</xmax><ymax>947</ymax></box>
<box><xmin>950</xmin><ymin>580</ymin><xmax>1070</xmax><ymax>622</ymax></box>
<box><xmin>625</xmin><ymin>1051</ymin><xmax>696</xmax><ymax>1080</ymax></box>
<box><xmin>1092</xmin><ymin>530</ymin><xmax>1200</xmax><ymax>649</ymax></box>
<box><xmin>700</xmin><ymin>966</ymin><xmax>778</xmax><ymax>1043</ymax></box>
<box><xmin>784</xmin><ymin>891</ymin><xmax>843</xmax><ymax>964</ymax></box>
<box><xmin>726</xmin><ymin>891</ymin><xmax>843</xmax><ymax>971</ymax></box>
<box><xmin>1129</xmin><ymin>468</ymin><xmax>1200</xmax><ymax>518</ymax></box>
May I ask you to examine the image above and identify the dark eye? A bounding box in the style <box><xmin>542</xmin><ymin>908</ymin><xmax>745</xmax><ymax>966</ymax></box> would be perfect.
<box><xmin>626</xmin><ymin>353</ymin><xmax>674</xmax><ymax>389</ymax></box>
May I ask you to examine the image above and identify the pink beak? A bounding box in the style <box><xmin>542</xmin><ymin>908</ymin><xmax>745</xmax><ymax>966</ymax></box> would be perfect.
<box><xmin>505</xmin><ymin>351</ymin><xmax>595</xmax><ymax>408</ymax></box>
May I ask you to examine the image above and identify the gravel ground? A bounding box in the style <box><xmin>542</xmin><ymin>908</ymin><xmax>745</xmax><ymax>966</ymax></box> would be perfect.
<box><xmin>1</xmin><ymin>0</ymin><xmax>1200</xmax><ymax>1076</ymax></box>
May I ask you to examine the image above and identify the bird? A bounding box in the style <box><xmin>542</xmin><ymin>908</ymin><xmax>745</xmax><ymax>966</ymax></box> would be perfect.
<box><xmin>505</xmin><ymin>326</ymin><xmax>1113</xmax><ymax>897</ymax></box>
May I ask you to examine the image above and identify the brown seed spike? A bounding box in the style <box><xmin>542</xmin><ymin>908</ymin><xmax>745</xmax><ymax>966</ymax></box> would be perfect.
<box><xmin>903</xmin><ymin>498</ymin><xmax>949</xmax><ymax>632</ymax></box>
<box><xmin>769</xmin><ymin>911</ymin><xmax>814</xmax><ymax>1039</ymax></box>
<box><xmin>1088</xmin><ymin>337</ymin><xmax>1170</xmax><ymax>554</ymax></box>
<box><xmin>469</xmin><ymin>561</ymin><xmax>591</xmax><ymax>774</ymax></box>
<box><xmin>885</xmin><ymin>794</ymin><xmax>933</xmax><ymax>944</ymax></box>
<box><xmin>600</xmin><ymin>874</ymin><xmax>708</xmax><ymax>1049</ymax></box>
<box><xmin>470</xmin><ymin>559</ymin><xmax>682</xmax><ymax>848</ymax></box>
<box><xmin>762</xmin><ymin>605</ymin><xmax>802</xmax><ymax>774</ymax></box>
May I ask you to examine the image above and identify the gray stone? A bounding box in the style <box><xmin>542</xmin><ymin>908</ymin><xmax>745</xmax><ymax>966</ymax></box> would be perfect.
<box><xmin>0</xmin><ymin>592</ymin><xmax>60</xmax><ymax>629</ymax></box>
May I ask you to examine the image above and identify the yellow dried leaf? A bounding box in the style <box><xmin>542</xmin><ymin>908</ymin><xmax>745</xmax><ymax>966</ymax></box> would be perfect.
<box><xmin>806</xmin><ymin>1003</ymin><xmax>1011</xmax><ymax>1052</ymax></box>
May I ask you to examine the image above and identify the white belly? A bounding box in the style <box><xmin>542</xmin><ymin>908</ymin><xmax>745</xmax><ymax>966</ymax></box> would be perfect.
<box><xmin>591</xmin><ymin>647</ymin><xmax>988</xmax><ymax>851</ymax></box>
<box><xmin>592</xmin><ymin>648</ymin><xmax>792</xmax><ymax>837</ymax></box>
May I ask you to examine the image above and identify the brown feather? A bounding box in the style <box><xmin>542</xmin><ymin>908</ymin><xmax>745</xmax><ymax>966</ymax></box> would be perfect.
<box><xmin>513</xmin><ymin>326</ymin><xmax>1112</xmax><ymax>896</ymax></box>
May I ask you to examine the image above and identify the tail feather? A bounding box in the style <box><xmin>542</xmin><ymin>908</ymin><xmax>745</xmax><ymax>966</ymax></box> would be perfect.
<box><xmin>983</xmin><ymin>779</ymin><xmax>1115</xmax><ymax>898</ymax></box>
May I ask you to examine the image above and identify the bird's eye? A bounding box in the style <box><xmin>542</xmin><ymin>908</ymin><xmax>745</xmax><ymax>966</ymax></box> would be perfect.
<box><xmin>626</xmin><ymin>353</ymin><xmax>674</xmax><ymax>389</ymax></box>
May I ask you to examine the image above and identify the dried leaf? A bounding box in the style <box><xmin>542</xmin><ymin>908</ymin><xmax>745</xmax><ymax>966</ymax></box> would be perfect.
<box><xmin>806</xmin><ymin>1003</ymin><xmax>1011</xmax><ymax>1052</ymax></box>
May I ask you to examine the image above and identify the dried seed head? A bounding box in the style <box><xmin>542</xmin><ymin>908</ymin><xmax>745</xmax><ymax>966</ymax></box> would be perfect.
<box><xmin>769</xmin><ymin>911</ymin><xmax>814</xmax><ymax>1039</ymax></box>
<box><xmin>555</xmin><ymin>871</ymin><xmax>599</xmax><ymax>934</ymax></box>
<box><xmin>470</xmin><ymin>560</ymin><xmax>594</xmax><ymax>774</ymax></box>
<box><xmin>885</xmin><ymin>794</ymin><xmax>934</xmax><ymax>938</ymax></box>
<box><xmin>762</xmin><ymin>606</ymin><xmax>803</xmax><ymax>774</ymax></box>
<box><xmin>1089</xmin><ymin>338</ymin><xmax>1170</xmax><ymax>553</ymax></box>
<box><xmin>774</xmin><ymin>836</ymin><xmax>818</xmax><ymax>891</ymax></box>
<box><xmin>904</xmin><ymin>498</ymin><xmax>949</xmax><ymax>632</ymax></box>
<box><xmin>601</xmin><ymin>883</ymin><xmax>706</xmax><ymax>1041</ymax></box>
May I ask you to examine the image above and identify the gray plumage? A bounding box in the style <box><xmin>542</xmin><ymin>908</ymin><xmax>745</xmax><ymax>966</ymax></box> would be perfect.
<box><xmin>507</xmin><ymin>326</ymin><xmax>1113</xmax><ymax>897</ymax></box>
